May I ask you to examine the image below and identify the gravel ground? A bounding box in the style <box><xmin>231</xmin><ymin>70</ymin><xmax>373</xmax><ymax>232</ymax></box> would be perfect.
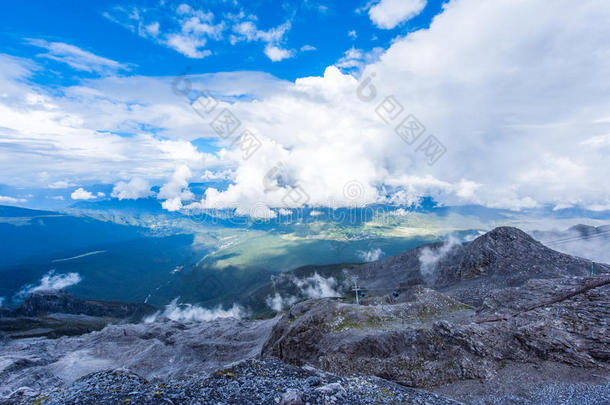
<box><xmin>468</xmin><ymin>382</ymin><xmax>610</xmax><ymax>405</ymax></box>
<box><xmin>20</xmin><ymin>359</ymin><xmax>462</xmax><ymax>405</ymax></box>
<box><xmin>433</xmin><ymin>360</ymin><xmax>610</xmax><ymax>405</ymax></box>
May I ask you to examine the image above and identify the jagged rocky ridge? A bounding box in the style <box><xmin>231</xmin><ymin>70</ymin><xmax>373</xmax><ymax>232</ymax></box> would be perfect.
<box><xmin>13</xmin><ymin>290</ymin><xmax>157</xmax><ymax>319</ymax></box>
<box><xmin>354</xmin><ymin>226</ymin><xmax>609</xmax><ymax>306</ymax></box>
<box><xmin>0</xmin><ymin>290</ymin><xmax>157</xmax><ymax>339</ymax></box>
<box><xmin>263</xmin><ymin>277</ymin><xmax>609</xmax><ymax>387</ymax></box>
<box><xmin>1</xmin><ymin>226</ymin><xmax>609</xmax><ymax>404</ymax></box>
<box><xmin>243</xmin><ymin>227</ymin><xmax>609</xmax><ymax>316</ymax></box>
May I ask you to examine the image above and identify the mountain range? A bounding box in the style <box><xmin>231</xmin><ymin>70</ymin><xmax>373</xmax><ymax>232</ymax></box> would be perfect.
<box><xmin>1</xmin><ymin>226</ymin><xmax>609</xmax><ymax>404</ymax></box>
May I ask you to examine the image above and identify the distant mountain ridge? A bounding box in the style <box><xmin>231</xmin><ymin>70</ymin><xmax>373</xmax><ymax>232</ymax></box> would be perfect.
<box><xmin>0</xmin><ymin>206</ymin><xmax>59</xmax><ymax>217</ymax></box>
<box><xmin>12</xmin><ymin>290</ymin><xmax>157</xmax><ymax>319</ymax></box>
<box><xmin>246</xmin><ymin>226</ymin><xmax>610</xmax><ymax>314</ymax></box>
<box><xmin>0</xmin><ymin>290</ymin><xmax>157</xmax><ymax>339</ymax></box>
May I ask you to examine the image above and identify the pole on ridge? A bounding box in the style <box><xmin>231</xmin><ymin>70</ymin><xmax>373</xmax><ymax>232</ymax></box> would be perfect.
<box><xmin>351</xmin><ymin>278</ymin><xmax>361</xmax><ymax>305</ymax></box>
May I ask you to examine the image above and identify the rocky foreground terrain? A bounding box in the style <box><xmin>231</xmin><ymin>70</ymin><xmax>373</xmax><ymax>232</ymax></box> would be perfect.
<box><xmin>12</xmin><ymin>359</ymin><xmax>463</xmax><ymax>404</ymax></box>
<box><xmin>1</xmin><ymin>226</ymin><xmax>609</xmax><ymax>404</ymax></box>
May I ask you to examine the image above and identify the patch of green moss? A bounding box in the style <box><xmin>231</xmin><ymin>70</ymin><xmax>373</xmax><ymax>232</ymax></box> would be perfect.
<box><xmin>215</xmin><ymin>368</ymin><xmax>239</xmax><ymax>380</ymax></box>
<box><xmin>287</xmin><ymin>313</ymin><xmax>305</xmax><ymax>324</ymax></box>
<box><xmin>403</xmin><ymin>358</ymin><xmax>426</xmax><ymax>372</ymax></box>
<box><xmin>380</xmin><ymin>387</ymin><xmax>394</xmax><ymax>397</ymax></box>
<box><xmin>333</xmin><ymin>319</ymin><xmax>361</xmax><ymax>331</ymax></box>
<box><xmin>32</xmin><ymin>394</ymin><xmax>49</xmax><ymax>405</ymax></box>
<box><xmin>417</xmin><ymin>308</ymin><xmax>439</xmax><ymax>320</ymax></box>
<box><xmin>332</xmin><ymin>311</ymin><xmax>387</xmax><ymax>331</ymax></box>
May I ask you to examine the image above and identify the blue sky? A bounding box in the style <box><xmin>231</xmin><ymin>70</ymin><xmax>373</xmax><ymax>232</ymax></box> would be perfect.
<box><xmin>1</xmin><ymin>0</ymin><xmax>447</xmax><ymax>84</ymax></box>
<box><xmin>0</xmin><ymin>0</ymin><xmax>609</xmax><ymax>216</ymax></box>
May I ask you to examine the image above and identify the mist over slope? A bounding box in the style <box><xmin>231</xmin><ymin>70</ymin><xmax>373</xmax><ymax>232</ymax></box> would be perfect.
<box><xmin>532</xmin><ymin>224</ymin><xmax>610</xmax><ymax>264</ymax></box>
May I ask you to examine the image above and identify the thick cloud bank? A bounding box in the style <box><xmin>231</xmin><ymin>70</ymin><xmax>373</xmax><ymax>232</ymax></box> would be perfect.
<box><xmin>1</xmin><ymin>0</ymin><xmax>609</xmax><ymax>214</ymax></box>
<box><xmin>190</xmin><ymin>0</ymin><xmax>610</xmax><ymax>214</ymax></box>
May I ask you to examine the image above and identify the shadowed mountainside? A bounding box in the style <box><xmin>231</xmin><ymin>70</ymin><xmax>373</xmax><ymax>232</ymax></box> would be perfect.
<box><xmin>0</xmin><ymin>291</ymin><xmax>157</xmax><ymax>339</ymax></box>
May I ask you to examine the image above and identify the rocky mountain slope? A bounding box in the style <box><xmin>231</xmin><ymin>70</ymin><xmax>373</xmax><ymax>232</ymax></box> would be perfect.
<box><xmin>1</xmin><ymin>226</ymin><xmax>609</xmax><ymax>404</ymax></box>
<box><xmin>0</xmin><ymin>291</ymin><xmax>157</xmax><ymax>339</ymax></box>
<box><xmin>0</xmin><ymin>317</ymin><xmax>277</xmax><ymax>402</ymax></box>
<box><xmin>242</xmin><ymin>226</ymin><xmax>609</xmax><ymax>316</ymax></box>
<box><xmin>263</xmin><ymin>275</ymin><xmax>609</xmax><ymax>387</ymax></box>
<box><xmin>354</xmin><ymin>227</ymin><xmax>608</xmax><ymax>305</ymax></box>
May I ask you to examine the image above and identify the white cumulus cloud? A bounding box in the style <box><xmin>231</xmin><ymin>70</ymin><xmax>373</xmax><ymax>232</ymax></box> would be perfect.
<box><xmin>294</xmin><ymin>273</ymin><xmax>340</xmax><ymax>299</ymax></box>
<box><xmin>111</xmin><ymin>177</ymin><xmax>154</xmax><ymax>200</ymax></box>
<box><xmin>190</xmin><ymin>0</ymin><xmax>610</xmax><ymax>214</ymax></box>
<box><xmin>31</xmin><ymin>271</ymin><xmax>82</xmax><ymax>292</ymax></box>
<box><xmin>71</xmin><ymin>188</ymin><xmax>96</xmax><ymax>200</ymax></box>
<box><xmin>419</xmin><ymin>235</ymin><xmax>461</xmax><ymax>275</ymax></box>
<box><xmin>0</xmin><ymin>195</ymin><xmax>26</xmax><ymax>204</ymax></box>
<box><xmin>265</xmin><ymin>293</ymin><xmax>298</xmax><ymax>312</ymax></box>
<box><xmin>368</xmin><ymin>0</ymin><xmax>427</xmax><ymax>29</ymax></box>
<box><xmin>265</xmin><ymin>273</ymin><xmax>341</xmax><ymax>312</ymax></box>
<box><xmin>158</xmin><ymin>165</ymin><xmax>194</xmax><ymax>211</ymax></box>
<box><xmin>264</xmin><ymin>45</ymin><xmax>294</xmax><ymax>62</ymax></box>
<box><xmin>3</xmin><ymin>0</ymin><xmax>610</xmax><ymax>216</ymax></box>
<box><xmin>47</xmin><ymin>180</ymin><xmax>77</xmax><ymax>189</ymax></box>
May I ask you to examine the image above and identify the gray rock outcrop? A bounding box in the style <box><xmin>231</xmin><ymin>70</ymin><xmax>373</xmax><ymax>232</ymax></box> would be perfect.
<box><xmin>262</xmin><ymin>275</ymin><xmax>609</xmax><ymax>389</ymax></box>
